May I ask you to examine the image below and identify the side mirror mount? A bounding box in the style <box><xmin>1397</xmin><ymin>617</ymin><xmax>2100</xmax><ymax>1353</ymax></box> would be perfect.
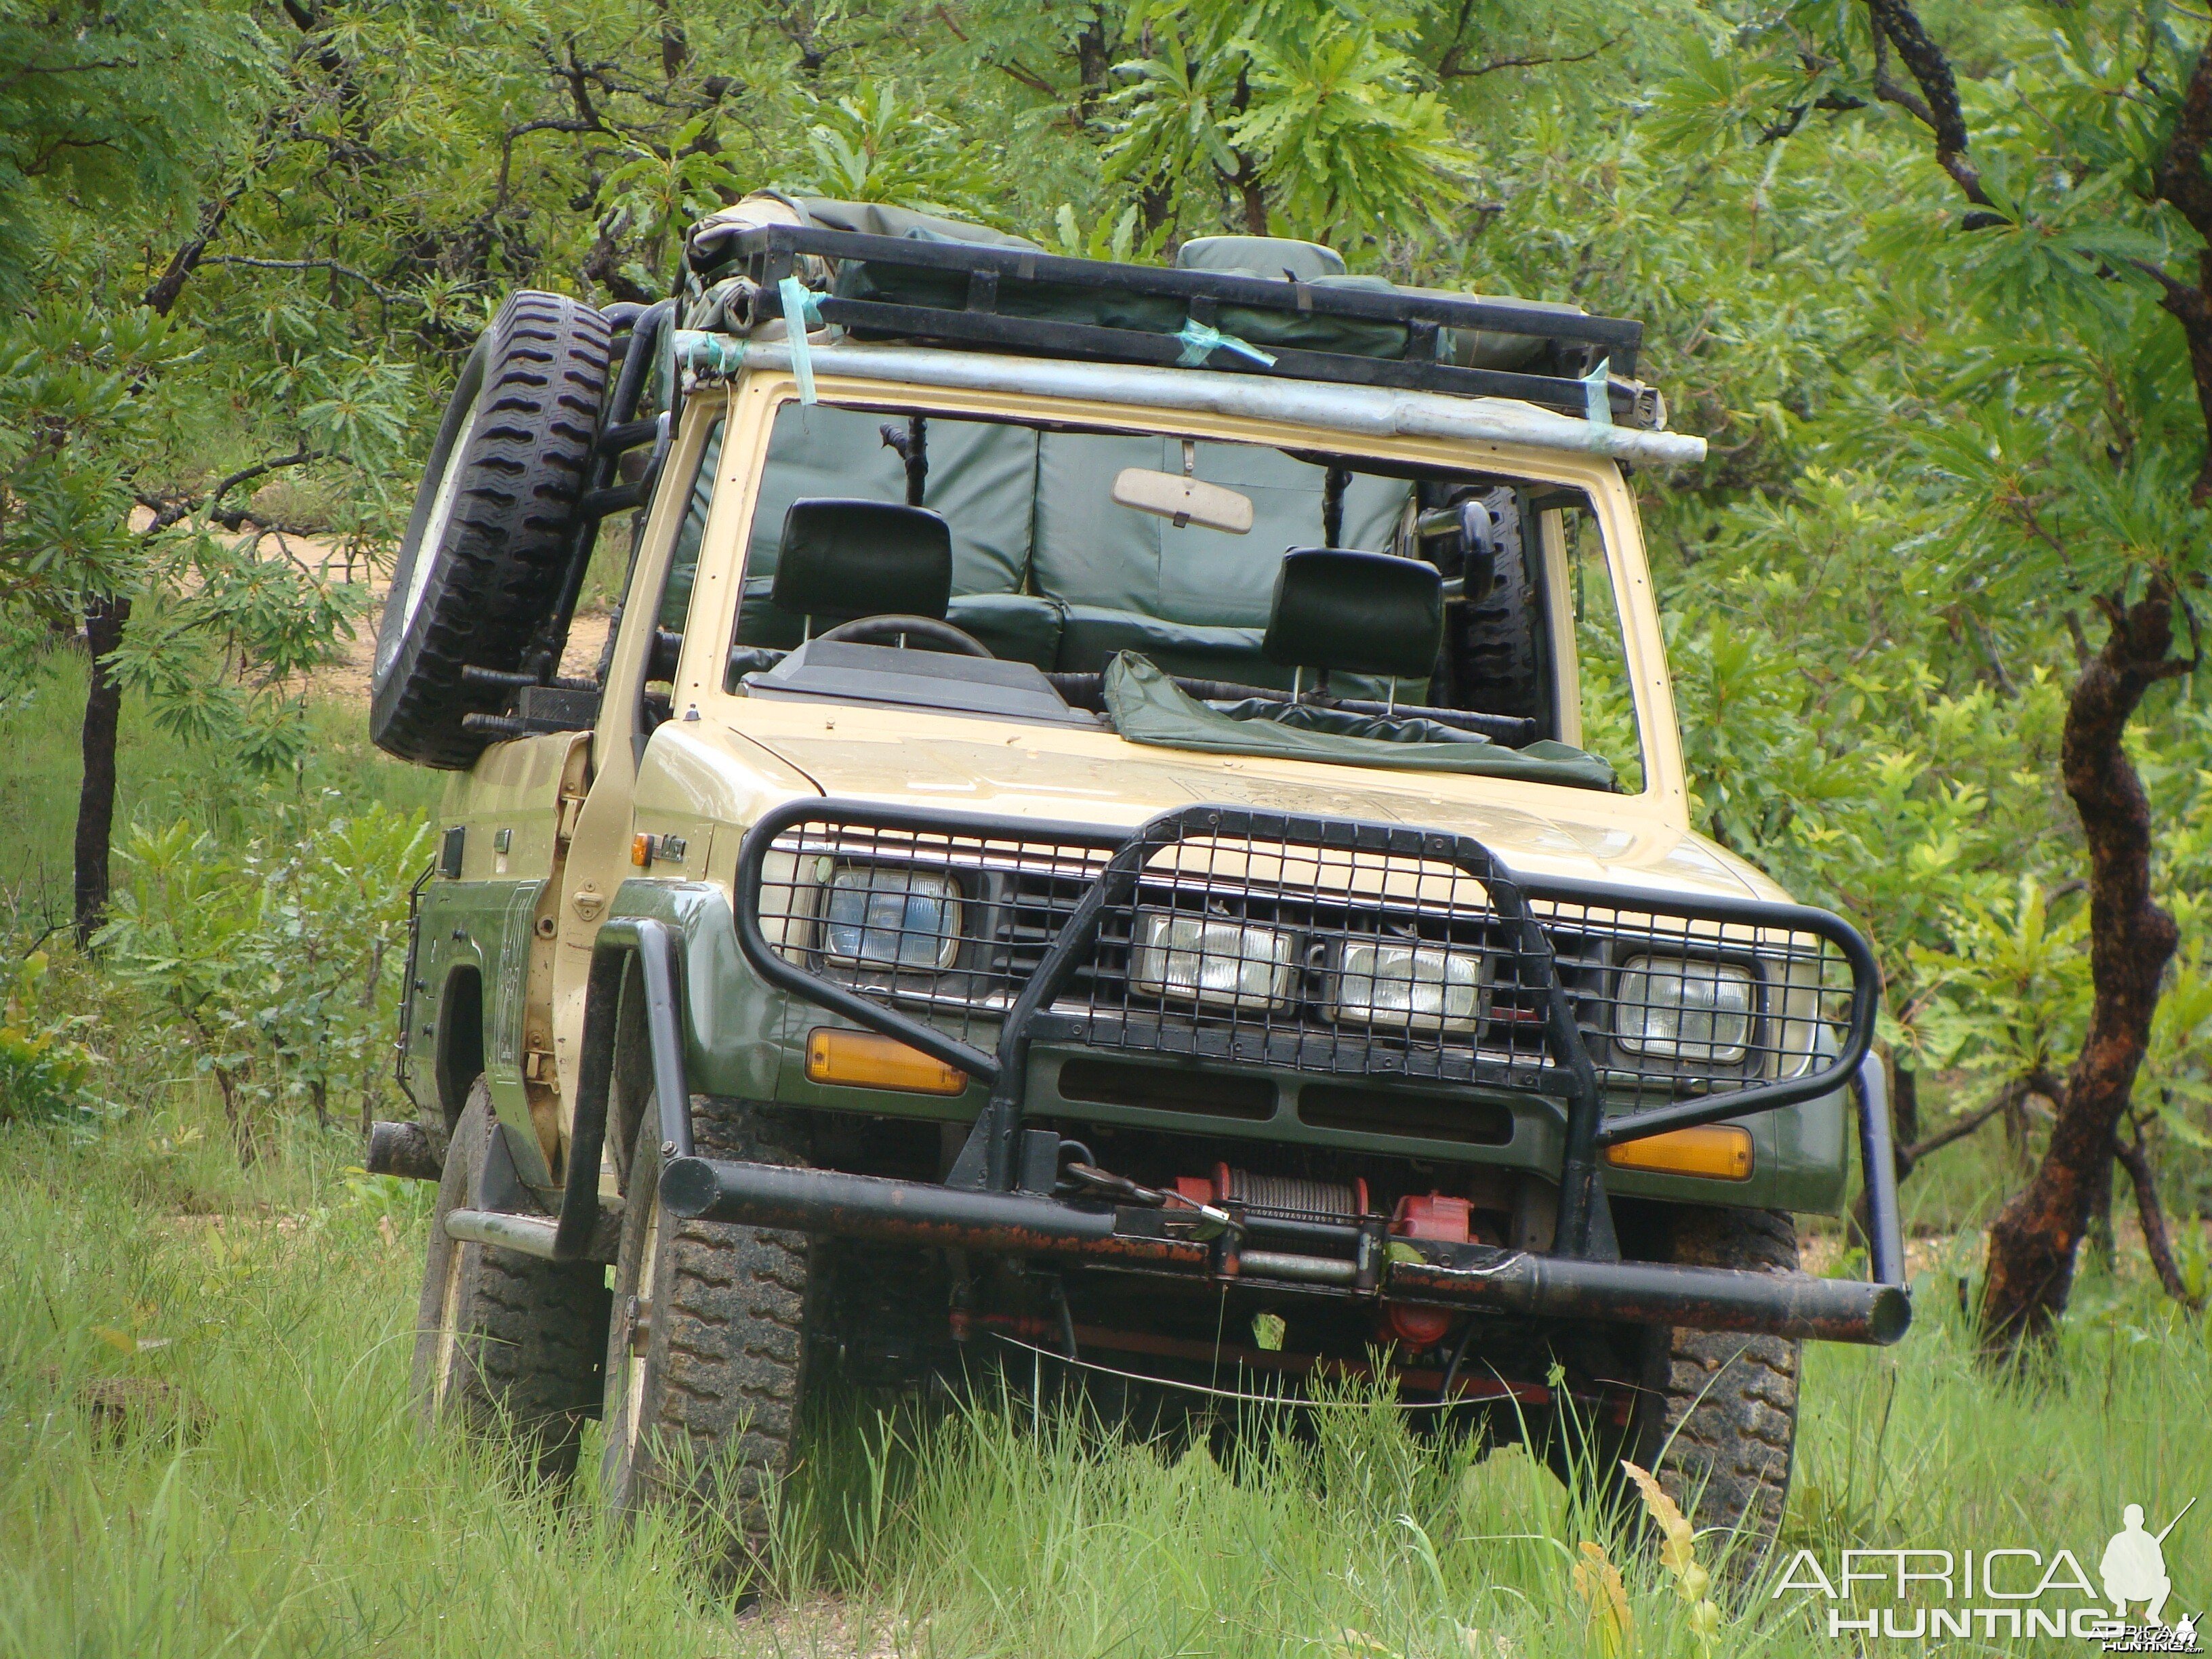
<box><xmin>1416</xmin><ymin>497</ymin><xmax>1498</xmax><ymax>598</ymax></box>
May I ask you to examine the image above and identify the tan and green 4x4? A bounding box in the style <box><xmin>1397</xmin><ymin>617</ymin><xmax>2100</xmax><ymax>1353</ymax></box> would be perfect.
<box><xmin>365</xmin><ymin>195</ymin><xmax>1906</xmax><ymax>1572</ymax></box>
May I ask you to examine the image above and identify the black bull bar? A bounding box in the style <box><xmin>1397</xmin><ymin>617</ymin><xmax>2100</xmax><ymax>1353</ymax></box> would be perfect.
<box><xmin>636</xmin><ymin>801</ymin><xmax>1909</xmax><ymax>1347</ymax></box>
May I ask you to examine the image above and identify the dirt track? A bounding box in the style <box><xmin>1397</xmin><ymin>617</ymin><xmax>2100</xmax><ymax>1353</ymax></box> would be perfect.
<box><xmin>132</xmin><ymin>513</ymin><xmax>611</xmax><ymax>702</ymax></box>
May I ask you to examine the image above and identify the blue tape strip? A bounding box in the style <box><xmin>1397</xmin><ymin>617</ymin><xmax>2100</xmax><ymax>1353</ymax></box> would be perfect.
<box><xmin>674</xmin><ymin>329</ymin><xmax>747</xmax><ymax>381</ymax></box>
<box><xmin>1174</xmin><ymin>319</ymin><xmax>1277</xmax><ymax>369</ymax></box>
<box><xmin>779</xmin><ymin>276</ymin><xmax>822</xmax><ymax>403</ymax></box>
<box><xmin>1583</xmin><ymin>356</ymin><xmax>1612</xmax><ymax>427</ymax></box>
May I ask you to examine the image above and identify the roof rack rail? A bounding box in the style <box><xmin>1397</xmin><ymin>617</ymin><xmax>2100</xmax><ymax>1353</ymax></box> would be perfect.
<box><xmin>700</xmin><ymin>224</ymin><xmax>1662</xmax><ymax>429</ymax></box>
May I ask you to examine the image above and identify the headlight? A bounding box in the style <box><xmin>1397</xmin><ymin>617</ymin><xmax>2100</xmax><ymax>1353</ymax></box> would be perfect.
<box><xmin>1130</xmin><ymin>909</ymin><xmax>1294</xmax><ymax>1010</ymax></box>
<box><xmin>1332</xmin><ymin>939</ymin><xmax>1480</xmax><ymax>1031</ymax></box>
<box><xmin>821</xmin><ymin>865</ymin><xmax>961</xmax><ymax>970</ymax></box>
<box><xmin>1614</xmin><ymin>956</ymin><xmax>1755</xmax><ymax>1064</ymax></box>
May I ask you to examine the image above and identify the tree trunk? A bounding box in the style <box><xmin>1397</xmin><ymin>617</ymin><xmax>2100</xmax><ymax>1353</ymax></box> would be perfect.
<box><xmin>73</xmin><ymin>594</ymin><xmax>132</xmax><ymax>949</ymax></box>
<box><xmin>1977</xmin><ymin>583</ymin><xmax>2185</xmax><ymax>1360</ymax></box>
<box><xmin>2115</xmin><ymin>1131</ymin><xmax>2207</xmax><ymax>1311</ymax></box>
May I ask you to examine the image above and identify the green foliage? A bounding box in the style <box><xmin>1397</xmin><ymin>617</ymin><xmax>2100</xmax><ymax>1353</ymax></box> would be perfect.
<box><xmin>792</xmin><ymin>82</ymin><xmax>1004</xmax><ymax>222</ymax></box>
<box><xmin>1105</xmin><ymin>0</ymin><xmax>1477</xmax><ymax>243</ymax></box>
<box><xmin>0</xmin><ymin>952</ymin><xmax>93</xmax><ymax>1129</ymax></box>
<box><xmin>96</xmin><ymin>802</ymin><xmax>430</xmax><ymax>1144</ymax></box>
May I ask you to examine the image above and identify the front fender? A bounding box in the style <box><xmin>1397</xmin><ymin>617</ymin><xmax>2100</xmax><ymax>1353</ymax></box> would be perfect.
<box><xmin>603</xmin><ymin>880</ymin><xmax>785</xmax><ymax>1101</ymax></box>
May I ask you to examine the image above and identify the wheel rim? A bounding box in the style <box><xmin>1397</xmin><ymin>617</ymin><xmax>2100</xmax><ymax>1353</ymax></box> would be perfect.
<box><xmin>430</xmin><ymin>1228</ymin><xmax>467</xmax><ymax>1414</ymax></box>
<box><xmin>613</xmin><ymin>1176</ymin><xmax>663</xmax><ymax>1483</ymax></box>
<box><xmin>379</xmin><ymin>405</ymin><xmax>479</xmax><ymax>675</ymax></box>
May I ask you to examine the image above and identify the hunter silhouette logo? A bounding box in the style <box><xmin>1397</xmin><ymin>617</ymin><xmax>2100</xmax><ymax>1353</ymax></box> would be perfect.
<box><xmin>2102</xmin><ymin>1501</ymin><xmax>2190</xmax><ymax>1626</ymax></box>
<box><xmin>1771</xmin><ymin>1493</ymin><xmax>2199</xmax><ymax>1648</ymax></box>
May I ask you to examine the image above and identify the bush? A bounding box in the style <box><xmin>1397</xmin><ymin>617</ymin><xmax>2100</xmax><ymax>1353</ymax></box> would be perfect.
<box><xmin>96</xmin><ymin>798</ymin><xmax>430</xmax><ymax>1157</ymax></box>
<box><xmin>0</xmin><ymin>951</ymin><xmax>94</xmax><ymax>1128</ymax></box>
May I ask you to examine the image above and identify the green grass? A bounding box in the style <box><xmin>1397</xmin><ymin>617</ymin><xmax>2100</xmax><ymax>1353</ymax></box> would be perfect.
<box><xmin>1</xmin><ymin>1092</ymin><xmax>2205</xmax><ymax>1658</ymax></box>
<box><xmin>5</xmin><ymin>640</ymin><xmax>2209</xmax><ymax>1656</ymax></box>
<box><xmin>0</xmin><ymin>648</ymin><xmax>442</xmax><ymax>910</ymax></box>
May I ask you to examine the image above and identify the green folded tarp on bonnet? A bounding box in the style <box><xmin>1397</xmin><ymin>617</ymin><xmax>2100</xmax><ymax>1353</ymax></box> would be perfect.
<box><xmin>1101</xmin><ymin>653</ymin><xmax>1616</xmax><ymax>790</ymax></box>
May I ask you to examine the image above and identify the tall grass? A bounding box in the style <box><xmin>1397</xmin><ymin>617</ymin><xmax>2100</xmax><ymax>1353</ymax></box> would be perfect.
<box><xmin>0</xmin><ymin>651</ymin><xmax>441</xmax><ymax>912</ymax></box>
<box><xmin>4</xmin><ymin>644</ymin><xmax>2207</xmax><ymax>1656</ymax></box>
<box><xmin>1</xmin><ymin>1088</ymin><xmax>2205</xmax><ymax>1658</ymax></box>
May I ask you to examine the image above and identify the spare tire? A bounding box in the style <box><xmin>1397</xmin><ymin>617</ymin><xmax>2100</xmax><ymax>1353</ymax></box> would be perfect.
<box><xmin>1449</xmin><ymin>486</ymin><xmax>1550</xmax><ymax>729</ymax></box>
<box><xmin>371</xmin><ymin>291</ymin><xmax>611</xmax><ymax>768</ymax></box>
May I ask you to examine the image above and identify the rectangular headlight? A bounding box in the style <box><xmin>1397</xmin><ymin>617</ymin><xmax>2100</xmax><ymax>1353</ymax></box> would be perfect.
<box><xmin>1130</xmin><ymin>910</ymin><xmax>1294</xmax><ymax>1010</ymax></box>
<box><xmin>821</xmin><ymin>865</ymin><xmax>961</xmax><ymax>970</ymax></box>
<box><xmin>1614</xmin><ymin>955</ymin><xmax>1755</xmax><ymax>1064</ymax></box>
<box><xmin>1333</xmin><ymin>939</ymin><xmax>1480</xmax><ymax>1032</ymax></box>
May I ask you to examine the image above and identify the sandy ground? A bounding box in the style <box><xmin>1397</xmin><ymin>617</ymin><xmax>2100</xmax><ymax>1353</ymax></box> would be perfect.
<box><xmin>130</xmin><ymin>510</ymin><xmax>611</xmax><ymax>701</ymax></box>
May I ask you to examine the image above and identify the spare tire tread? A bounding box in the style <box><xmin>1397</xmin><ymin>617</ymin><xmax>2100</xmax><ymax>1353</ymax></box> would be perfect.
<box><xmin>371</xmin><ymin>291</ymin><xmax>611</xmax><ymax>769</ymax></box>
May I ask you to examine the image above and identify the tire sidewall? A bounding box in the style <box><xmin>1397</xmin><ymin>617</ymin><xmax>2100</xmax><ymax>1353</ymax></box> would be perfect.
<box><xmin>411</xmin><ymin>1086</ymin><xmax>491</xmax><ymax>1425</ymax></box>
<box><xmin>373</xmin><ymin>335</ymin><xmax>489</xmax><ymax>703</ymax></box>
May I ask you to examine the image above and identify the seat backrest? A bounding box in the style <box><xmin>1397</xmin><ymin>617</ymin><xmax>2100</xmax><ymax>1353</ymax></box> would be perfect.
<box><xmin>1264</xmin><ymin>548</ymin><xmax>1442</xmax><ymax>680</ymax></box>
<box><xmin>771</xmin><ymin>498</ymin><xmax>953</xmax><ymax>624</ymax></box>
<box><xmin>743</xmin><ymin>406</ymin><xmax>1036</xmax><ymax>597</ymax></box>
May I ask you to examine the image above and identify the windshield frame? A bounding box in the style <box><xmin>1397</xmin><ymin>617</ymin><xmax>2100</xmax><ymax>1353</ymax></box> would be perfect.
<box><xmin>656</xmin><ymin>369</ymin><xmax>1685</xmax><ymax>813</ymax></box>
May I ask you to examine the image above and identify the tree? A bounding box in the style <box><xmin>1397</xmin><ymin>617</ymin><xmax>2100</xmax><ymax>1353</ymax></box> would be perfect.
<box><xmin>1683</xmin><ymin>1</ymin><xmax>2208</xmax><ymax>1355</ymax></box>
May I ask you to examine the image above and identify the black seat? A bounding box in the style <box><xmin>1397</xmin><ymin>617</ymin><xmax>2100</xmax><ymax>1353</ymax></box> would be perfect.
<box><xmin>771</xmin><ymin>498</ymin><xmax>954</xmax><ymax>632</ymax></box>
<box><xmin>1263</xmin><ymin>548</ymin><xmax>1443</xmax><ymax>690</ymax></box>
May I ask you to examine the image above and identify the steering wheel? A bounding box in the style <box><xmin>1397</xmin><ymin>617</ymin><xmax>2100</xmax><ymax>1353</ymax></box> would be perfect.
<box><xmin>815</xmin><ymin>615</ymin><xmax>993</xmax><ymax>657</ymax></box>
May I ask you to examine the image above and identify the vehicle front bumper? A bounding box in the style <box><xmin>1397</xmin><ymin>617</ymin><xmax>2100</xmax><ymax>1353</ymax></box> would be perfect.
<box><xmin>658</xmin><ymin>1153</ymin><xmax>1909</xmax><ymax>1345</ymax></box>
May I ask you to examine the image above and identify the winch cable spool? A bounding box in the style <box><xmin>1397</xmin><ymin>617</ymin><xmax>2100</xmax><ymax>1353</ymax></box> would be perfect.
<box><xmin>1200</xmin><ymin>1166</ymin><xmax>1371</xmax><ymax>1222</ymax></box>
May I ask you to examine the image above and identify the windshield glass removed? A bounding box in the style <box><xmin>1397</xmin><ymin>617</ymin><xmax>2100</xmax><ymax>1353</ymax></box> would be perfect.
<box><xmin>685</xmin><ymin>399</ymin><xmax>1640</xmax><ymax>785</ymax></box>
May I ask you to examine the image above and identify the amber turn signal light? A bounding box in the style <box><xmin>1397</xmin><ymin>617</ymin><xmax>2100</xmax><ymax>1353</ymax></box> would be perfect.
<box><xmin>804</xmin><ymin>1028</ymin><xmax>968</xmax><ymax>1095</ymax></box>
<box><xmin>1602</xmin><ymin>1124</ymin><xmax>1754</xmax><ymax>1181</ymax></box>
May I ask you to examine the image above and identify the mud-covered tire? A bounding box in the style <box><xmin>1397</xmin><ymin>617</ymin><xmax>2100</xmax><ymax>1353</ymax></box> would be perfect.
<box><xmin>1624</xmin><ymin>1207</ymin><xmax>1803</xmax><ymax>1567</ymax></box>
<box><xmin>1450</xmin><ymin>486</ymin><xmax>1547</xmax><ymax>724</ymax></box>
<box><xmin>602</xmin><ymin>1097</ymin><xmax>813</xmax><ymax>1580</ymax></box>
<box><xmin>371</xmin><ymin>291</ymin><xmax>610</xmax><ymax>769</ymax></box>
<box><xmin>411</xmin><ymin>1086</ymin><xmax>611</xmax><ymax>1479</ymax></box>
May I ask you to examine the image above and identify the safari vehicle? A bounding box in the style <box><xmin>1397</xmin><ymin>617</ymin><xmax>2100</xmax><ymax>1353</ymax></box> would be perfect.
<box><xmin>364</xmin><ymin>194</ymin><xmax>1908</xmax><ymax>1569</ymax></box>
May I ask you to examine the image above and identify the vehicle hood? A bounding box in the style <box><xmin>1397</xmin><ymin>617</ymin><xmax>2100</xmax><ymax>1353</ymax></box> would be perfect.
<box><xmin>678</xmin><ymin>705</ymin><xmax>1779</xmax><ymax>905</ymax></box>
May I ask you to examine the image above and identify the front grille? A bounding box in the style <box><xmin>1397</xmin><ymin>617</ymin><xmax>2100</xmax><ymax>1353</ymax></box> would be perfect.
<box><xmin>752</xmin><ymin>813</ymin><xmax>1856</xmax><ymax>1111</ymax></box>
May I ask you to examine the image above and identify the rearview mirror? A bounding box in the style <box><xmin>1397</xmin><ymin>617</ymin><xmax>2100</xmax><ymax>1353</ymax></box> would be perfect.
<box><xmin>1111</xmin><ymin>467</ymin><xmax>1254</xmax><ymax>535</ymax></box>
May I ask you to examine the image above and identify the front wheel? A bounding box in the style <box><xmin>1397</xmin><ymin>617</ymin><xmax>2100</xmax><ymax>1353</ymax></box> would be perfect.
<box><xmin>1619</xmin><ymin>1207</ymin><xmax>1803</xmax><ymax>1568</ymax></box>
<box><xmin>601</xmin><ymin>1097</ymin><xmax>813</xmax><ymax>1580</ymax></box>
<box><xmin>411</xmin><ymin>1085</ymin><xmax>610</xmax><ymax>1479</ymax></box>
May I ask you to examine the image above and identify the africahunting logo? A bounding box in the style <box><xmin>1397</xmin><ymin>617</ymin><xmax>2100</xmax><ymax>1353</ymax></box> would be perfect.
<box><xmin>1772</xmin><ymin>1499</ymin><xmax>2198</xmax><ymax>1650</ymax></box>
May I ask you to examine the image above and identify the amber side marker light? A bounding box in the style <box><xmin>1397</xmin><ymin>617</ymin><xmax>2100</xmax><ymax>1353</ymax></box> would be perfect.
<box><xmin>1603</xmin><ymin>1124</ymin><xmax>1754</xmax><ymax>1181</ymax></box>
<box><xmin>806</xmin><ymin>1028</ymin><xmax>968</xmax><ymax>1095</ymax></box>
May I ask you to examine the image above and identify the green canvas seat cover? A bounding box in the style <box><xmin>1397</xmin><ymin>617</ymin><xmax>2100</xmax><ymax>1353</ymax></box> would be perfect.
<box><xmin>1265</xmin><ymin>549</ymin><xmax>1443</xmax><ymax>680</ymax></box>
<box><xmin>771</xmin><ymin>499</ymin><xmax>953</xmax><ymax>623</ymax></box>
<box><xmin>945</xmin><ymin>592</ymin><xmax>1063</xmax><ymax>669</ymax></box>
<box><xmin>1103</xmin><ymin>654</ymin><xmax>1614</xmax><ymax>788</ymax></box>
<box><xmin>741</xmin><ymin>405</ymin><xmax>1037</xmax><ymax>598</ymax></box>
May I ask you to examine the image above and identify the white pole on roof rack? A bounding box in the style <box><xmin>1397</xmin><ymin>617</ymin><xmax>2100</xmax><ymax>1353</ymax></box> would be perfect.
<box><xmin>691</xmin><ymin>337</ymin><xmax>1708</xmax><ymax>468</ymax></box>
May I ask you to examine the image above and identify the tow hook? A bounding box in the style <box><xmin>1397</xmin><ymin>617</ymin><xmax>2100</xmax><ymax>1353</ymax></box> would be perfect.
<box><xmin>1063</xmin><ymin>1162</ymin><xmax>1235</xmax><ymax>1241</ymax></box>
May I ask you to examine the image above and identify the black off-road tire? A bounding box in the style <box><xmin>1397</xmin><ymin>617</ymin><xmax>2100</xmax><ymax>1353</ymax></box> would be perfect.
<box><xmin>1451</xmin><ymin>486</ymin><xmax>1548</xmax><ymax>725</ymax></box>
<box><xmin>411</xmin><ymin>1085</ymin><xmax>611</xmax><ymax>1479</ymax></box>
<box><xmin>602</xmin><ymin>1097</ymin><xmax>813</xmax><ymax>1581</ymax></box>
<box><xmin>371</xmin><ymin>291</ymin><xmax>610</xmax><ymax>768</ymax></box>
<box><xmin>1624</xmin><ymin>1207</ymin><xmax>1802</xmax><ymax>1568</ymax></box>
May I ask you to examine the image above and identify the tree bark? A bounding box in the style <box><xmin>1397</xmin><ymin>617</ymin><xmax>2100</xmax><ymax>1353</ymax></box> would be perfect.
<box><xmin>2114</xmin><ymin>1131</ymin><xmax>2206</xmax><ymax>1311</ymax></box>
<box><xmin>1977</xmin><ymin>582</ymin><xmax>2186</xmax><ymax>1359</ymax></box>
<box><xmin>72</xmin><ymin>594</ymin><xmax>132</xmax><ymax>949</ymax></box>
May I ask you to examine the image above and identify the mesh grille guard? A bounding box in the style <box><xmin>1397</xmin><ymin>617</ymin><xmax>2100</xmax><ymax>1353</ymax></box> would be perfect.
<box><xmin>732</xmin><ymin>799</ymin><xmax>1880</xmax><ymax>1255</ymax></box>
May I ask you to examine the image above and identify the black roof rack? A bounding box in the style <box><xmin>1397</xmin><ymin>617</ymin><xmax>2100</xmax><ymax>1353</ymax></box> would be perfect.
<box><xmin>703</xmin><ymin>224</ymin><xmax>1659</xmax><ymax>429</ymax></box>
